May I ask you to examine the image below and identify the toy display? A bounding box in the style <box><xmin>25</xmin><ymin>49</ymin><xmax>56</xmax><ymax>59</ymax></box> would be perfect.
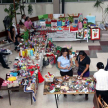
<box><xmin>44</xmin><ymin>76</ymin><xmax>95</xmax><ymax>94</ymax></box>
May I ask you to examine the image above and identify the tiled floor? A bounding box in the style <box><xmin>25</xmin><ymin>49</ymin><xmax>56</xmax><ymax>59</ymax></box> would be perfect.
<box><xmin>0</xmin><ymin>40</ymin><xmax>108</xmax><ymax>108</ymax></box>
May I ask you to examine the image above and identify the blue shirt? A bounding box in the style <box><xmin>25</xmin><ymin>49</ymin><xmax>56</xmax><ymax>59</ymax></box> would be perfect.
<box><xmin>57</xmin><ymin>55</ymin><xmax>72</xmax><ymax>72</ymax></box>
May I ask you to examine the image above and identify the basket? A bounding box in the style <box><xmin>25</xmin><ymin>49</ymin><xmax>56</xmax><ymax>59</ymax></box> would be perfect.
<box><xmin>45</xmin><ymin>74</ymin><xmax>54</xmax><ymax>82</ymax></box>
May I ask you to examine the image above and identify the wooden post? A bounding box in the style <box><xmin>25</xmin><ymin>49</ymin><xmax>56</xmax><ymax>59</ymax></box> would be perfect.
<box><xmin>13</xmin><ymin>0</ymin><xmax>17</xmax><ymax>25</ymax></box>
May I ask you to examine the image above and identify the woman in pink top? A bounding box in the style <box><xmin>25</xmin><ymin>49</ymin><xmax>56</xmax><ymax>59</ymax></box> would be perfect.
<box><xmin>24</xmin><ymin>16</ymin><xmax>34</xmax><ymax>29</ymax></box>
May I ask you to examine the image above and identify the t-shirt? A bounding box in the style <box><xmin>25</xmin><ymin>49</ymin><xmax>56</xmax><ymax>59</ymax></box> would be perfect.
<box><xmin>24</xmin><ymin>21</ymin><xmax>32</xmax><ymax>29</ymax></box>
<box><xmin>57</xmin><ymin>55</ymin><xmax>72</xmax><ymax>72</ymax></box>
<box><xmin>93</xmin><ymin>69</ymin><xmax>108</xmax><ymax>91</ymax></box>
<box><xmin>21</xmin><ymin>19</ymin><xmax>25</xmax><ymax>23</ymax></box>
<box><xmin>76</xmin><ymin>56</ymin><xmax>90</xmax><ymax>72</ymax></box>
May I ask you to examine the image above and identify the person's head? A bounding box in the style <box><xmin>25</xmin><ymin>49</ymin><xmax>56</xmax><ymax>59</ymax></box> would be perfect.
<box><xmin>60</xmin><ymin>48</ymin><xmax>69</xmax><ymax>59</ymax></box>
<box><xmin>25</xmin><ymin>16</ymin><xmax>30</xmax><ymax>21</ymax></box>
<box><xmin>22</xmin><ymin>14</ymin><xmax>26</xmax><ymax>19</ymax></box>
<box><xmin>97</xmin><ymin>62</ymin><xmax>104</xmax><ymax>70</ymax></box>
<box><xmin>10</xmin><ymin>26</ymin><xmax>15</xmax><ymax>36</ymax></box>
<box><xmin>19</xmin><ymin>21</ymin><xmax>24</xmax><ymax>28</ymax></box>
<box><xmin>78</xmin><ymin>50</ymin><xmax>87</xmax><ymax>59</ymax></box>
<box><xmin>10</xmin><ymin>26</ymin><xmax>15</xmax><ymax>32</ymax></box>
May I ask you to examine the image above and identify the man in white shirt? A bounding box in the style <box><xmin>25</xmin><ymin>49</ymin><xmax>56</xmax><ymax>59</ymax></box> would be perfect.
<box><xmin>21</xmin><ymin>14</ymin><xmax>26</xmax><ymax>23</ymax></box>
<box><xmin>93</xmin><ymin>62</ymin><xmax>108</xmax><ymax>103</ymax></box>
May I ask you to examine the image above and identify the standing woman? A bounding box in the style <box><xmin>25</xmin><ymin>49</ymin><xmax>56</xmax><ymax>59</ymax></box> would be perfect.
<box><xmin>57</xmin><ymin>48</ymin><xmax>73</xmax><ymax>97</ymax></box>
<box><xmin>75</xmin><ymin>50</ymin><xmax>91</xmax><ymax>100</ymax></box>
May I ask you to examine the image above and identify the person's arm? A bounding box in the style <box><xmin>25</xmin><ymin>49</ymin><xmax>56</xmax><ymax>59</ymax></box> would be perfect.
<box><xmin>58</xmin><ymin>62</ymin><xmax>68</xmax><ymax>70</ymax></box>
<box><xmin>68</xmin><ymin>58</ymin><xmax>73</xmax><ymax>70</ymax></box>
<box><xmin>24</xmin><ymin>26</ymin><xmax>27</xmax><ymax>31</ymax></box>
<box><xmin>8</xmin><ymin>31</ymin><xmax>14</xmax><ymax>42</ymax></box>
<box><xmin>80</xmin><ymin>64</ymin><xmax>89</xmax><ymax>77</ymax></box>
<box><xmin>13</xmin><ymin>30</ymin><xmax>16</xmax><ymax>42</ymax></box>
<box><xmin>20</xmin><ymin>33</ymin><xmax>24</xmax><ymax>36</ymax></box>
<box><xmin>75</xmin><ymin>56</ymin><xmax>79</xmax><ymax>67</ymax></box>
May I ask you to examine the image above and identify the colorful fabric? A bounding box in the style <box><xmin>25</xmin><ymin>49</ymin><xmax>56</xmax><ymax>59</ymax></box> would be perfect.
<box><xmin>24</xmin><ymin>85</ymin><xmax>36</xmax><ymax>102</ymax></box>
<box><xmin>46</xmin><ymin>54</ymin><xmax>56</xmax><ymax>64</ymax></box>
<box><xmin>49</xmin><ymin>56</ymin><xmax>54</xmax><ymax>65</ymax></box>
<box><xmin>38</xmin><ymin>15</ymin><xmax>44</xmax><ymax>20</ymax></box>
<box><xmin>43</xmin><ymin>14</ymin><xmax>48</xmax><ymax>19</ymax></box>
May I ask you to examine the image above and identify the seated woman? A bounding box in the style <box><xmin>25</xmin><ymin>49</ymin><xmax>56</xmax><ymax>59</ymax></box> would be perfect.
<box><xmin>24</xmin><ymin>16</ymin><xmax>34</xmax><ymax>29</ymax></box>
<box><xmin>19</xmin><ymin>21</ymin><xmax>29</xmax><ymax>41</ymax></box>
<box><xmin>19</xmin><ymin>21</ymin><xmax>27</xmax><ymax>36</ymax></box>
<box><xmin>93</xmin><ymin>62</ymin><xmax>108</xmax><ymax>103</ymax></box>
<box><xmin>8</xmin><ymin>26</ymin><xmax>19</xmax><ymax>50</ymax></box>
<box><xmin>21</xmin><ymin>14</ymin><xmax>26</xmax><ymax>24</ymax></box>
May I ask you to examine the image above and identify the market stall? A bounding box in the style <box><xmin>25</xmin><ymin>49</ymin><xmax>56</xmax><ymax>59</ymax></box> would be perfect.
<box><xmin>43</xmin><ymin>76</ymin><xmax>95</xmax><ymax>108</ymax></box>
<box><xmin>33</xmin><ymin>14</ymin><xmax>100</xmax><ymax>42</ymax></box>
<box><xmin>0</xmin><ymin>34</ymin><xmax>47</xmax><ymax>105</ymax></box>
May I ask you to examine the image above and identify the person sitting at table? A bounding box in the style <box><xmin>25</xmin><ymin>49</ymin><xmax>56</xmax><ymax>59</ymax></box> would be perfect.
<box><xmin>75</xmin><ymin>50</ymin><xmax>91</xmax><ymax>100</ymax></box>
<box><xmin>19</xmin><ymin>21</ymin><xmax>27</xmax><ymax>36</ymax></box>
<box><xmin>93</xmin><ymin>62</ymin><xmax>108</xmax><ymax>104</ymax></box>
<box><xmin>8</xmin><ymin>26</ymin><xmax>19</xmax><ymax>51</ymax></box>
<box><xmin>24</xmin><ymin>16</ymin><xmax>34</xmax><ymax>29</ymax></box>
<box><xmin>0</xmin><ymin>77</ymin><xmax>4</xmax><ymax>99</ymax></box>
<box><xmin>21</xmin><ymin>14</ymin><xmax>26</xmax><ymax>24</ymax></box>
<box><xmin>57</xmin><ymin>48</ymin><xmax>73</xmax><ymax>97</ymax></box>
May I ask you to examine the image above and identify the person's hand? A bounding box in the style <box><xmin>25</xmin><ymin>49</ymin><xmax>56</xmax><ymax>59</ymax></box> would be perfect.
<box><xmin>76</xmin><ymin>64</ymin><xmax>79</xmax><ymax>67</ymax></box>
<box><xmin>14</xmin><ymin>39</ymin><xmax>15</xmax><ymax>43</ymax></box>
<box><xmin>80</xmin><ymin>73</ymin><xmax>84</xmax><ymax>77</ymax></box>
<box><xmin>67</xmin><ymin>66</ymin><xmax>71</xmax><ymax>70</ymax></box>
<box><xmin>64</xmin><ymin>66</ymin><xmax>68</xmax><ymax>69</ymax></box>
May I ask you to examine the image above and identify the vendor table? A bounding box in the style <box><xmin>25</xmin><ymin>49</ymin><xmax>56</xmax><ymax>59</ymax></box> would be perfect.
<box><xmin>0</xmin><ymin>85</ymin><xmax>33</xmax><ymax>105</ymax></box>
<box><xmin>43</xmin><ymin>76</ymin><xmax>94</xmax><ymax>108</ymax></box>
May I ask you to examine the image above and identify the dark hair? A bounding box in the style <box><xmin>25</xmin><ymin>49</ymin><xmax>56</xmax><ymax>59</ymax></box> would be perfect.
<box><xmin>19</xmin><ymin>21</ymin><xmax>24</xmax><ymax>25</ymax></box>
<box><xmin>25</xmin><ymin>16</ymin><xmax>29</xmax><ymax>21</ymax></box>
<box><xmin>10</xmin><ymin>26</ymin><xmax>15</xmax><ymax>38</ymax></box>
<box><xmin>79</xmin><ymin>50</ymin><xmax>87</xmax><ymax>56</ymax></box>
<box><xmin>97</xmin><ymin>62</ymin><xmax>104</xmax><ymax>69</ymax></box>
<box><xmin>22</xmin><ymin>14</ymin><xmax>26</xmax><ymax>18</ymax></box>
<box><xmin>60</xmin><ymin>48</ymin><xmax>69</xmax><ymax>59</ymax></box>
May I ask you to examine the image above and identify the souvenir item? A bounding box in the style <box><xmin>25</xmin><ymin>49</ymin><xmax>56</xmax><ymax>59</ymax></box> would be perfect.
<box><xmin>91</xmin><ymin>28</ymin><xmax>100</xmax><ymax>40</ymax></box>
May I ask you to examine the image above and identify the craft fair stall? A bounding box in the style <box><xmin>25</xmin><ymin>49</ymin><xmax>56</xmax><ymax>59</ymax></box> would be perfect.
<box><xmin>32</xmin><ymin>14</ymin><xmax>100</xmax><ymax>42</ymax></box>
<box><xmin>43</xmin><ymin>76</ymin><xmax>95</xmax><ymax>108</ymax></box>
<box><xmin>0</xmin><ymin>34</ymin><xmax>48</xmax><ymax>105</ymax></box>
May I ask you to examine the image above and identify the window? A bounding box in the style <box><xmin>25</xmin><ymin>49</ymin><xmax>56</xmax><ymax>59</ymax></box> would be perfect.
<box><xmin>36</xmin><ymin>0</ymin><xmax>52</xmax><ymax>2</ymax></box>
<box><xmin>61</xmin><ymin>0</ymin><xmax>78</xmax><ymax>2</ymax></box>
<box><xmin>80</xmin><ymin>0</ymin><xmax>95</xmax><ymax>1</ymax></box>
<box><xmin>27</xmin><ymin>0</ymin><xmax>35</xmax><ymax>3</ymax></box>
<box><xmin>2</xmin><ymin>0</ymin><xmax>13</xmax><ymax>3</ymax></box>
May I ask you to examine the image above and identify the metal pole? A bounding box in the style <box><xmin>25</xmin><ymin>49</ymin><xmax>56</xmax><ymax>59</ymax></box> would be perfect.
<box><xmin>13</xmin><ymin>0</ymin><xmax>17</xmax><ymax>25</ymax></box>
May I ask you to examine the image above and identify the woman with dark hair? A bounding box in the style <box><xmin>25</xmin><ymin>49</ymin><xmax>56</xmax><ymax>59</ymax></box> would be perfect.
<box><xmin>57</xmin><ymin>48</ymin><xmax>73</xmax><ymax>77</ymax></box>
<box><xmin>19</xmin><ymin>21</ymin><xmax>27</xmax><ymax>36</ymax></box>
<box><xmin>24</xmin><ymin>16</ymin><xmax>34</xmax><ymax>29</ymax></box>
<box><xmin>76</xmin><ymin>50</ymin><xmax>90</xmax><ymax>77</ymax></box>
<box><xmin>93</xmin><ymin>62</ymin><xmax>108</xmax><ymax>104</ymax></box>
<box><xmin>21</xmin><ymin>14</ymin><xmax>26</xmax><ymax>23</ymax></box>
<box><xmin>57</xmin><ymin>48</ymin><xmax>73</xmax><ymax>97</ymax></box>
<box><xmin>75</xmin><ymin>50</ymin><xmax>91</xmax><ymax>100</ymax></box>
<box><xmin>8</xmin><ymin>26</ymin><xmax>19</xmax><ymax>50</ymax></box>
